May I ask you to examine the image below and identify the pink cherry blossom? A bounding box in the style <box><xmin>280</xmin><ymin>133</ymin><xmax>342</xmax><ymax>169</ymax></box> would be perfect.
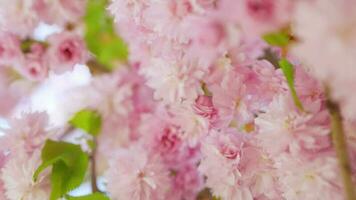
<box><xmin>47</xmin><ymin>32</ymin><xmax>88</xmax><ymax>73</ymax></box>
<box><xmin>1</xmin><ymin>149</ymin><xmax>50</xmax><ymax>200</ymax></box>
<box><xmin>0</xmin><ymin>1</ymin><xmax>355</xmax><ymax>199</ymax></box>
<box><xmin>35</xmin><ymin>0</ymin><xmax>87</xmax><ymax>26</ymax></box>
<box><xmin>199</xmin><ymin>129</ymin><xmax>281</xmax><ymax>200</ymax></box>
<box><xmin>0</xmin><ymin>32</ymin><xmax>24</xmax><ymax>69</ymax></box>
<box><xmin>218</xmin><ymin>0</ymin><xmax>294</xmax><ymax>36</ymax></box>
<box><xmin>292</xmin><ymin>0</ymin><xmax>356</xmax><ymax>120</ymax></box>
<box><xmin>255</xmin><ymin>94</ymin><xmax>331</xmax><ymax>157</ymax></box>
<box><xmin>193</xmin><ymin>95</ymin><xmax>218</xmax><ymax>125</ymax></box>
<box><xmin>275</xmin><ymin>153</ymin><xmax>343</xmax><ymax>200</ymax></box>
<box><xmin>0</xmin><ymin>112</ymin><xmax>52</xmax><ymax>156</ymax></box>
<box><xmin>106</xmin><ymin>145</ymin><xmax>170</xmax><ymax>200</ymax></box>
<box><xmin>0</xmin><ymin>0</ymin><xmax>40</xmax><ymax>38</ymax></box>
<box><xmin>168</xmin><ymin>163</ymin><xmax>204</xmax><ymax>200</ymax></box>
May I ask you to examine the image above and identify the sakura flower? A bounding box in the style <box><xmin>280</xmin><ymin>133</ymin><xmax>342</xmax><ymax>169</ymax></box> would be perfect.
<box><xmin>0</xmin><ymin>76</ymin><xmax>21</xmax><ymax>117</ymax></box>
<box><xmin>1</xmin><ymin>149</ymin><xmax>50</xmax><ymax>200</ymax></box>
<box><xmin>210</xmin><ymin>67</ymin><xmax>249</xmax><ymax>129</ymax></box>
<box><xmin>219</xmin><ymin>0</ymin><xmax>294</xmax><ymax>36</ymax></box>
<box><xmin>21</xmin><ymin>57</ymin><xmax>48</xmax><ymax>81</ymax></box>
<box><xmin>170</xmin><ymin>101</ymin><xmax>210</xmax><ymax>145</ymax></box>
<box><xmin>143</xmin><ymin>0</ymin><xmax>196</xmax><ymax>43</ymax></box>
<box><xmin>0</xmin><ymin>32</ymin><xmax>24</xmax><ymax>68</ymax></box>
<box><xmin>168</xmin><ymin>163</ymin><xmax>204</xmax><ymax>200</ymax></box>
<box><xmin>47</xmin><ymin>32</ymin><xmax>88</xmax><ymax>73</ymax></box>
<box><xmin>292</xmin><ymin>0</ymin><xmax>356</xmax><ymax>120</ymax></box>
<box><xmin>140</xmin><ymin>112</ymin><xmax>183</xmax><ymax>156</ymax></box>
<box><xmin>275</xmin><ymin>154</ymin><xmax>343</xmax><ymax>200</ymax></box>
<box><xmin>109</xmin><ymin>0</ymin><xmax>147</xmax><ymax>25</ymax></box>
<box><xmin>7</xmin><ymin>39</ymin><xmax>48</xmax><ymax>81</ymax></box>
<box><xmin>0</xmin><ymin>0</ymin><xmax>40</xmax><ymax>38</ymax></box>
<box><xmin>198</xmin><ymin>130</ymin><xmax>248</xmax><ymax>200</ymax></box>
<box><xmin>0</xmin><ymin>112</ymin><xmax>52</xmax><ymax>156</ymax></box>
<box><xmin>35</xmin><ymin>0</ymin><xmax>87</xmax><ymax>26</ymax></box>
<box><xmin>193</xmin><ymin>95</ymin><xmax>218</xmax><ymax>125</ymax></box>
<box><xmin>183</xmin><ymin>16</ymin><xmax>234</xmax><ymax>68</ymax></box>
<box><xmin>255</xmin><ymin>95</ymin><xmax>331</xmax><ymax>157</ymax></box>
<box><xmin>106</xmin><ymin>145</ymin><xmax>170</xmax><ymax>200</ymax></box>
<box><xmin>84</xmin><ymin>68</ymin><xmax>155</xmax><ymax>160</ymax></box>
<box><xmin>141</xmin><ymin>57</ymin><xmax>203</xmax><ymax>104</ymax></box>
<box><xmin>209</xmin><ymin>60</ymin><xmax>282</xmax><ymax>129</ymax></box>
<box><xmin>199</xmin><ymin>130</ymin><xmax>281</xmax><ymax>200</ymax></box>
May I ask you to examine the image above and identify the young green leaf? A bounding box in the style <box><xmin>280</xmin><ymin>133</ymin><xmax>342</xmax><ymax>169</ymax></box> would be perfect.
<box><xmin>66</xmin><ymin>193</ymin><xmax>110</xmax><ymax>200</ymax></box>
<box><xmin>262</xmin><ymin>31</ymin><xmax>290</xmax><ymax>47</ymax></box>
<box><xmin>278</xmin><ymin>59</ymin><xmax>304</xmax><ymax>111</ymax></box>
<box><xmin>84</xmin><ymin>0</ymin><xmax>128</xmax><ymax>70</ymax></box>
<box><xmin>69</xmin><ymin>109</ymin><xmax>102</xmax><ymax>136</ymax></box>
<box><xmin>33</xmin><ymin>140</ymin><xmax>89</xmax><ymax>200</ymax></box>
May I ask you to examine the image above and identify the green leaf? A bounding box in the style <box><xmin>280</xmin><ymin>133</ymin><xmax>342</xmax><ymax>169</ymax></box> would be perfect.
<box><xmin>84</xmin><ymin>0</ymin><xmax>128</xmax><ymax>70</ymax></box>
<box><xmin>33</xmin><ymin>140</ymin><xmax>89</xmax><ymax>200</ymax></box>
<box><xmin>278</xmin><ymin>59</ymin><xmax>304</xmax><ymax>111</ymax></box>
<box><xmin>66</xmin><ymin>193</ymin><xmax>110</xmax><ymax>200</ymax></box>
<box><xmin>69</xmin><ymin>109</ymin><xmax>102</xmax><ymax>136</ymax></box>
<box><xmin>263</xmin><ymin>31</ymin><xmax>290</xmax><ymax>47</ymax></box>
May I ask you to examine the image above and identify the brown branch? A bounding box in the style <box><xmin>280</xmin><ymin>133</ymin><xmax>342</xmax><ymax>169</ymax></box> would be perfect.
<box><xmin>326</xmin><ymin>88</ymin><xmax>356</xmax><ymax>200</ymax></box>
<box><xmin>90</xmin><ymin>138</ymin><xmax>100</xmax><ymax>193</ymax></box>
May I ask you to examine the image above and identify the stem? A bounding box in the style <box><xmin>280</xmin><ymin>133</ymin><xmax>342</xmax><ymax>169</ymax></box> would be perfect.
<box><xmin>326</xmin><ymin>91</ymin><xmax>356</xmax><ymax>200</ymax></box>
<box><xmin>91</xmin><ymin>138</ymin><xmax>100</xmax><ymax>193</ymax></box>
<box><xmin>58</xmin><ymin>126</ymin><xmax>75</xmax><ymax>140</ymax></box>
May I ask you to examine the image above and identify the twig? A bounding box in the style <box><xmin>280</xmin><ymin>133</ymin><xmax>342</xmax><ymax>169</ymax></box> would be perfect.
<box><xmin>326</xmin><ymin>88</ymin><xmax>356</xmax><ymax>200</ymax></box>
<box><xmin>90</xmin><ymin>138</ymin><xmax>100</xmax><ymax>193</ymax></box>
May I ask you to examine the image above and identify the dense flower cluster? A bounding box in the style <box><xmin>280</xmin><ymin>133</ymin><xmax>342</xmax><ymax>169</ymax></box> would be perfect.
<box><xmin>0</xmin><ymin>0</ymin><xmax>356</xmax><ymax>200</ymax></box>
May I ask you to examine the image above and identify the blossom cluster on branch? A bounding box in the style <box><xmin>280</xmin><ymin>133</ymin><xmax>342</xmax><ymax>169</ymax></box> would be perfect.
<box><xmin>0</xmin><ymin>0</ymin><xmax>355</xmax><ymax>200</ymax></box>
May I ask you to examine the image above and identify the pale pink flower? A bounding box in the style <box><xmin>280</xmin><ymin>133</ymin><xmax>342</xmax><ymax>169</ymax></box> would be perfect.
<box><xmin>0</xmin><ymin>32</ymin><xmax>24</xmax><ymax>69</ymax></box>
<box><xmin>22</xmin><ymin>58</ymin><xmax>48</xmax><ymax>81</ymax></box>
<box><xmin>193</xmin><ymin>95</ymin><xmax>218</xmax><ymax>125</ymax></box>
<box><xmin>0</xmin><ymin>112</ymin><xmax>51</xmax><ymax>156</ymax></box>
<box><xmin>0</xmin><ymin>77</ymin><xmax>20</xmax><ymax>117</ymax></box>
<box><xmin>0</xmin><ymin>0</ymin><xmax>39</xmax><ymax>38</ymax></box>
<box><xmin>199</xmin><ymin>129</ymin><xmax>281</xmax><ymax>200</ymax></box>
<box><xmin>275</xmin><ymin>154</ymin><xmax>343</xmax><ymax>200</ymax></box>
<box><xmin>183</xmin><ymin>16</ymin><xmax>235</xmax><ymax>68</ymax></box>
<box><xmin>168</xmin><ymin>163</ymin><xmax>204</xmax><ymax>200</ymax></box>
<box><xmin>210</xmin><ymin>67</ymin><xmax>249</xmax><ymax>129</ymax></box>
<box><xmin>46</xmin><ymin>32</ymin><xmax>88</xmax><ymax>73</ymax></box>
<box><xmin>198</xmin><ymin>130</ymin><xmax>248</xmax><ymax>200</ymax></box>
<box><xmin>85</xmin><ymin>69</ymin><xmax>154</xmax><ymax>161</ymax></box>
<box><xmin>255</xmin><ymin>95</ymin><xmax>331</xmax><ymax>157</ymax></box>
<box><xmin>141</xmin><ymin>57</ymin><xmax>203</xmax><ymax>104</ymax></box>
<box><xmin>218</xmin><ymin>0</ymin><xmax>294</xmax><ymax>36</ymax></box>
<box><xmin>109</xmin><ymin>0</ymin><xmax>147</xmax><ymax>25</ymax></box>
<box><xmin>292</xmin><ymin>0</ymin><xmax>356</xmax><ymax>120</ymax></box>
<box><xmin>1</xmin><ymin>149</ymin><xmax>50</xmax><ymax>200</ymax></box>
<box><xmin>35</xmin><ymin>0</ymin><xmax>87</xmax><ymax>26</ymax></box>
<box><xmin>209</xmin><ymin>61</ymin><xmax>283</xmax><ymax>131</ymax></box>
<box><xmin>140</xmin><ymin>112</ymin><xmax>183</xmax><ymax>156</ymax></box>
<box><xmin>143</xmin><ymin>0</ymin><xmax>196</xmax><ymax>43</ymax></box>
<box><xmin>139</xmin><ymin>107</ymin><xmax>203</xmax><ymax>172</ymax></box>
<box><xmin>170</xmin><ymin>101</ymin><xmax>210</xmax><ymax>145</ymax></box>
<box><xmin>106</xmin><ymin>145</ymin><xmax>170</xmax><ymax>200</ymax></box>
<box><xmin>3</xmin><ymin>39</ymin><xmax>48</xmax><ymax>81</ymax></box>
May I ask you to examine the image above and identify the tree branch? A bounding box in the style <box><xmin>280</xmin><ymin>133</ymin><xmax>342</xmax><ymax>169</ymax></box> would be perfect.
<box><xmin>90</xmin><ymin>138</ymin><xmax>100</xmax><ymax>193</ymax></box>
<box><xmin>326</xmin><ymin>89</ymin><xmax>356</xmax><ymax>200</ymax></box>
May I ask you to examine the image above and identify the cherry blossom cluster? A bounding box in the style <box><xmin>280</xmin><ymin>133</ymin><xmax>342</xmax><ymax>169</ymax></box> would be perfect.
<box><xmin>0</xmin><ymin>0</ymin><xmax>356</xmax><ymax>200</ymax></box>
